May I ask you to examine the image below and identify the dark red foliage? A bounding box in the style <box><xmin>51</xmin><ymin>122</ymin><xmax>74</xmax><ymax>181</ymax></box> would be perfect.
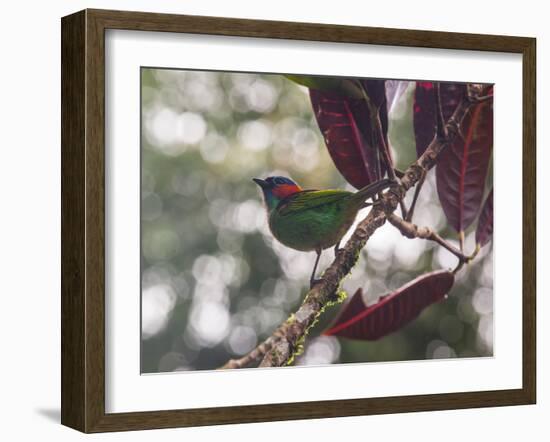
<box><xmin>476</xmin><ymin>189</ymin><xmax>494</xmax><ymax>247</ymax></box>
<box><xmin>309</xmin><ymin>80</ymin><xmax>388</xmax><ymax>189</ymax></box>
<box><xmin>413</xmin><ymin>82</ymin><xmax>465</xmax><ymax>157</ymax></box>
<box><xmin>436</xmin><ymin>99</ymin><xmax>493</xmax><ymax>233</ymax></box>
<box><xmin>323</xmin><ymin>270</ymin><xmax>454</xmax><ymax>340</ymax></box>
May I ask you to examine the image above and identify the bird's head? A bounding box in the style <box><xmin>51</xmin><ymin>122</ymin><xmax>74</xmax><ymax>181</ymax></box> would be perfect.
<box><xmin>253</xmin><ymin>176</ymin><xmax>302</xmax><ymax>211</ymax></box>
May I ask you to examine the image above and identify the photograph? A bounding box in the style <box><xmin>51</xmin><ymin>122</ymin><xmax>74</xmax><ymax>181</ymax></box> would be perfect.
<box><xmin>140</xmin><ymin>68</ymin><xmax>494</xmax><ymax>373</ymax></box>
<box><xmin>57</xmin><ymin>6</ymin><xmax>537</xmax><ymax>433</ymax></box>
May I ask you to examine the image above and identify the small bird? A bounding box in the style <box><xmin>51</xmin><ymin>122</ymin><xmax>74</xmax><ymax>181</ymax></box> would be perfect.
<box><xmin>253</xmin><ymin>176</ymin><xmax>392</xmax><ymax>287</ymax></box>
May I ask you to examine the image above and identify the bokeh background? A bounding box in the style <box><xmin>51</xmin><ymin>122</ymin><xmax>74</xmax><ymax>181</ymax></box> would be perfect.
<box><xmin>140</xmin><ymin>68</ymin><xmax>493</xmax><ymax>373</ymax></box>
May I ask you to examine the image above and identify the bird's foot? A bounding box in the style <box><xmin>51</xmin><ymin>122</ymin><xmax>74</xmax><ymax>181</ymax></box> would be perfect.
<box><xmin>309</xmin><ymin>278</ymin><xmax>324</xmax><ymax>289</ymax></box>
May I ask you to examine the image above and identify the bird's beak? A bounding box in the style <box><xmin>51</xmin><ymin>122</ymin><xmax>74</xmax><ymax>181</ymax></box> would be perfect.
<box><xmin>252</xmin><ymin>178</ymin><xmax>269</xmax><ymax>189</ymax></box>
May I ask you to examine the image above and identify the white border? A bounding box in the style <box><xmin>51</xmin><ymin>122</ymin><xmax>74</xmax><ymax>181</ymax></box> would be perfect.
<box><xmin>105</xmin><ymin>29</ymin><xmax>523</xmax><ymax>413</ymax></box>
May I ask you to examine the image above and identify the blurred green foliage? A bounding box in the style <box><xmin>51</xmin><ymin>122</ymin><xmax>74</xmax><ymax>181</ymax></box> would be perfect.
<box><xmin>140</xmin><ymin>68</ymin><xmax>493</xmax><ymax>373</ymax></box>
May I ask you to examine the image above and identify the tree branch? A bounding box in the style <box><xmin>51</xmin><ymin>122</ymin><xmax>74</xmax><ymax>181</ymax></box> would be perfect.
<box><xmin>435</xmin><ymin>82</ymin><xmax>446</xmax><ymax>140</ymax></box>
<box><xmin>387</xmin><ymin>213</ymin><xmax>477</xmax><ymax>264</ymax></box>
<box><xmin>220</xmin><ymin>85</ymin><xmax>479</xmax><ymax>370</ymax></box>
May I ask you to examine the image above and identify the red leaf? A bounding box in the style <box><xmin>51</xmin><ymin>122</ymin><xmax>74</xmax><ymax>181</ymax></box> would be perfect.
<box><xmin>323</xmin><ymin>270</ymin><xmax>454</xmax><ymax>340</ymax></box>
<box><xmin>413</xmin><ymin>82</ymin><xmax>465</xmax><ymax>157</ymax></box>
<box><xmin>310</xmin><ymin>81</ymin><xmax>388</xmax><ymax>189</ymax></box>
<box><xmin>476</xmin><ymin>189</ymin><xmax>493</xmax><ymax>247</ymax></box>
<box><xmin>436</xmin><ymin>99</ymin><xmax>493</xmax><ymax>233</ymax></box>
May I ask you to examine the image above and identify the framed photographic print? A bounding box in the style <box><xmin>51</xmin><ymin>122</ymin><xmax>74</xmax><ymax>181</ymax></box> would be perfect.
<box><xmin>61</xmin><ymin>9</ymin><xmax>536</xmax><ymax>432</ymax></box>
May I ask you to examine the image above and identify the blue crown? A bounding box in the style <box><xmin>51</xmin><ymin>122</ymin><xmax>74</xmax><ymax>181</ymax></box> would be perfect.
<box><xmin>265</xmin><ymin>176</ymin><xmax>297</xmax><ymax>186</ymax></box>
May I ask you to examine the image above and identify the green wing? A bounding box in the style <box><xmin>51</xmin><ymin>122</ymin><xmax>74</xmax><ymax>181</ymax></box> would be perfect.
<box><xmin>277</xmin><ymin>190</ymin><xmax>353</xmax><ymax>216</ymax></box>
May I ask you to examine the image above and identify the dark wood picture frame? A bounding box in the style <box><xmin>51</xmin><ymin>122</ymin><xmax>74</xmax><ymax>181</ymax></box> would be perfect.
<box><xmin>61</xmin><ymin>8</ymin><xmax>536</xmax><ymax>433</ymax></box>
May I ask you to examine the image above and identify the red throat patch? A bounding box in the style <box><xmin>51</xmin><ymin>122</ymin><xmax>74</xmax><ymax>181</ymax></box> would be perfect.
<box><xmin>271</xmin><ymin>184</ymin><xmax>302</xmax><ymax>199</ymax></box>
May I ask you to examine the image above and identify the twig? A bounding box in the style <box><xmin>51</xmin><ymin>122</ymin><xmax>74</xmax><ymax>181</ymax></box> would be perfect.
<box><xmin>401</xmin><ymin>83</ymin><xmax>443</xmax><ymax>222</ymax></box>
<box><xmin>435</xmin><ymin>83</ymin><xmax>446</xmax><ymax>140</ymax></box>
<box><xmin>399</xmin><ymin>200</ymin><xmax>408</xmax><ymax>220</ymax></box>
<box><xmin>452</xmin><ymin>243</ymin><xmax>480</xmax><ymax>274</ymax></box>
<box><xmin>220</xmin><ymin>84</ymin><xmax>479</xmax><ymax>369</ymax></box>
<box><xmin>471</xmin><ymin>94</ymin><xmax>493</xmax><ymax>103</ymax></box>
<box><xmin>393</xmin><ymin>168</ymin><xmax>405</xmax><ymax>179</ymax></box>
<box><xmin>458</xmin><ymin>231</ymin><xmax>465</xmax><ymax>253</ymax></box>
<box><xmin>405</xmin><ymin>169</ymin><xmax>426</xmax><ymax>222</ymax></box>
<box><xmin>220</xmin><ymin>332</ymin><xmax>282</xmax><ymax>369</ymax></box>
<box><xmin>387</xmin><ymin>214</ymin><xmax>478</xmax><ymax>264</ymax></box>
<box><xmin>466</xmin><ymin>84</ymin><xmax>493</xmax><ymax>103</ymax></box>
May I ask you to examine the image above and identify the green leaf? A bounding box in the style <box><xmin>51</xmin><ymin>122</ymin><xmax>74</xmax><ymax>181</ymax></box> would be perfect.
<box><xmin>285</xmin><ymin>75</ymin><xmax>363</xmax><ymax>99</ymax></box>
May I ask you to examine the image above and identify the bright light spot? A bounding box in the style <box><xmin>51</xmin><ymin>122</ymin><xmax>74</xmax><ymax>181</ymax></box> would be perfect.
<box><xmin>142</xmin><ymin>265</ymin><xmax>172</xmax><ymax>288</ymax></box>
<box><xmin>247</xmin><ymin>79</ymin><xmax>277</xmax><ymax>113</ymax></box>
<box><xmin>193</xmin><ymin>281</ymin><xmax>228</xmax><ymax>304</ymax></box>
<box><xmin>230</xmin><ymin>72</ymin><xmax>257</xmax><ymax>87</ymax></box>
<box><xmin>259</xmin><ymin>307</ymin><xmax>285</xmax><ymax>333</ymax></box>
<box><xmin>176</xmin><ymin>112</ymin><xmax>207</xmax><ymax>144</ymax></box>
<box><xmin>272</xmin><ymin>242</ymin><xmax>313</xmax><ymax>281</ymax></box>
<box><xmin>291</xmin><ymin>127</ymin><xmax>317</xmax><ymax>152</ymax></box>
<box><xmin>363</xmin><ymin>279</ymin><xmax>389</xmax><ymax>306</ymax></box>
<box><xmin>387</xmin><ymin>81</ymin><xmax>413</xmax><ymax>117</ymax></box>
<box><xmin>297</xmin><ymin>336</ymin><xmax>341</xmax><ymax>366</ymax></box>
<box><xmin>228</xmin><ymin>326</ymin><xmax>257</xmax><ymax>355</ymax></box>
<box><xmin>472</xmin><ymin>287</ymin><xmax>493</xmax><ymax>315</ymax></box>
<box><xmin>238</xmin><ymin>120</ymin><xmax>272</xmax><ymax>151</ymax></box>
<box><xmin>367</xmin><ymin>222</ymin><xmax>401</xmax><ymax>262</ymax></box>
<box><xmin>146</xmin><ymin>108</ymin><xmax>207</xmax><ymax>155</ymax></box>
<box><xmin>218</xmin><ymin>254</ymin><xmax>249</xmax><ymax>287</ymax></box>
<box><xmin>426</xmin><ymin>339</ymin><xmax>456</xmax><ymax>359</ymax></box>
<box><xmin>185</xmin><ymin>79</ymin><xmax>222</xmax><ymax>112</ymax></box>
<box><xmin>394</xmin><ymin>237</ymin><xmax>425</xmax><ymax>269</ymax></box>
<box><xmin>432</xmin><ymin>345</ymin><xmax>456</xmax><ymax>359</ymax></box>
<box><xmin>200</xmin><ymin>132</ymin><xmax>229</xmax><ymax>164</ymax></box>
<box><xmin>291</xmin><ymin>128</ymin><xmax>320</xmax><ymax>172</ymax></box>
<box><xmin>147</xmin><ymin>107</ymin><xmax>181</xmax><ymax>146</ymax></box>
<box><xmin>216</xmin><ymin>229</ymin><xmax>244</xmax><ymax>253</ymax></box>
<box><xmin>192</xmin><ymin>255</ymin><xmax>222</xmax><ymax>285</ymax></box>
<box><xmin>433</xmin><ymin>238</ymin><xmax>460</xmax><ymax>270</ymax></box>
<box><xmin>189</xmin><ymin>301</ymin><xmax>230</xmax><ymax>347</ymax></box>
<box><xmin>477</xmin><ymin>313</ymin><xmax>494</xmax><ymax>351</ymax></box>
<box><xmin>142</xmin><ymin>284</ymin><xmax>177</xmax><ymax>339</ymax></box>
<box><xmin>479</xmin><ymin>253</ymin><xmax>494</xmax><ymax>287</ymax></box>
<box><xmin>233</xmin><ymin>199</ymin><xmax>264</xmax><ymax>233</ymax></box>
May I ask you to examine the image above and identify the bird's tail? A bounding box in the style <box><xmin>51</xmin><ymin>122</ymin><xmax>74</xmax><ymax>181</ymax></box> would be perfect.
<box><xmin>355</xmin><ymin>178</ymin><xmax>393</xmax><ymax>202</ymax></box>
